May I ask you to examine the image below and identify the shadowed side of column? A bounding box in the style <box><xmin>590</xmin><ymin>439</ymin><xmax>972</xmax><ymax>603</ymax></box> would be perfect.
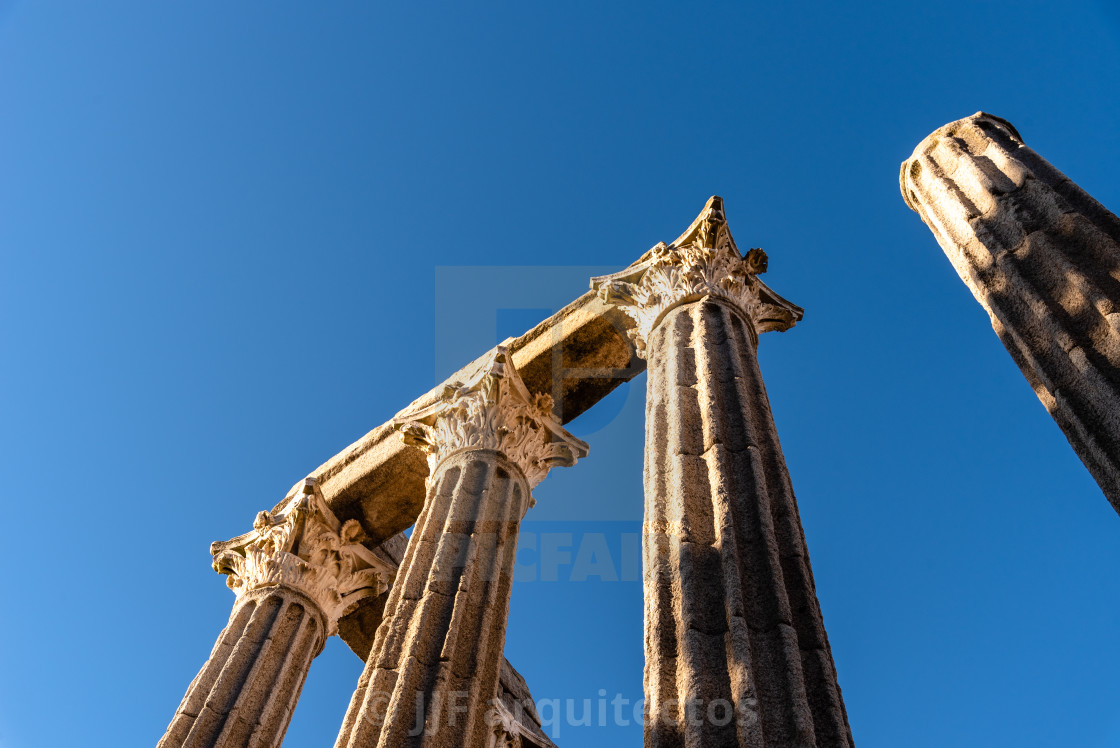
<box><xmin>159</xmin><ymin>587</ymin><xmax>324</xmax><ymax>748</ymax></box>
<box><xmin>643</xmin><ymin>299</ymin><xmax>851</xmax><ymax>748</ymax></box>
<box><xmin>333</xmin><ymin>347</ymin><xmax>587</xmax><ymax>748</ymax></box>
<box><xmin>902</xmin><ymin>111</ymin><xmax>1120</xmax><ymax>511</ymax></box>
<box><xmin>159</xmin><ymin>478</ymin><xmax>394</xmax><ymax>748</ymax></box>
<box><xmin>336</xmin><ymin>451</ymin><xmax>527</xmax><ymax>748</ymax></box>
<box><xmin>594</xmin><ymin>196</ymin><xmax>851</xmax><ymax>748</ymax></box>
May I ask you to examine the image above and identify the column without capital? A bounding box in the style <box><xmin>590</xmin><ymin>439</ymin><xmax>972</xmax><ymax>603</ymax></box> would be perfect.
<box><xmin>593</xmin><ymin>197</ymin><xmax>853</xmax><ymax>748</ymax></box>
<box><xmin>159</xmin><ymin>478</ymin><xmax>395</xmax><ymax>748</ymax></box>
<box><xmin>901</xmin><ymin>112</ymin><xmax>1120</xmax><ymax>512</ymax></box>
<box><xmin>333</xmin><ymin>347</ymin><xmax>588</xmax><ymax>748</ymax></box>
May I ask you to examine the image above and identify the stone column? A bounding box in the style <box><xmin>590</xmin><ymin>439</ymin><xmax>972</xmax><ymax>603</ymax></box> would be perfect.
<box><xmin>333</xmin><ymin>347</ymin><xmax>588</xmax><ymax>748</ymax></box>
<box><xmin>593</xmin><ymin>197</ymin><xmax>853</xmax><ymax>748</ymax></box>
<box><xmin>159</xmin><ymin>478</ymin><xmax>394</xmax><ymax>748</ymax></box>
<box><xmin>901</xmin><ymin>112</ymin><xmax>1120</xmax><ymax>512</ymax></box>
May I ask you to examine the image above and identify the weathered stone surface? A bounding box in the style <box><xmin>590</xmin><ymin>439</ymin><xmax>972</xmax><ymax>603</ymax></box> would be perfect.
<box><xmin>333</xmin><ymin>350</ymin><xmax>586</xmax><ymax>748</ymax></box>
<box><xmin>160</xmin><ymin>479</ymin><xmax>399</xmax><ymax>748</ymax></box>
<box><xmin>337</xmin><ymin>533</ymin><xmax>409</xmax><ymax>660</ymax></box>
<box><xmin>901</xmin><ymin>112</ymin><xmax>1120</xmax><ymax>512</ymax></box>
<box><xmin>331</xmin><ymin>534</ymin><xmax>558</xmax><ymax>745</ymax></box>
<box><xmin>594</xmin><ymin>197</ymin><xmax>852</xmax><ymax>748</ymax></box>
<box><xmin>160</xmin><ymin>586</ymin><xmax>325</xmax><ymax>748</ymax></box>
<box><xmin>212</xmin><ymin>478</ymin><xmax>397</xmax><ymax>637</ymax></box>
<box><xmin>248</xmin><ymin>246</ymin><xmax>640</xmax><ymax>659</ymax></box>
<box><xmin>272</xmin><ymin>287</ymin><xmax>639</xmax><ymax>657</ymax></box>
<box><xmin>492</xmin><ymin>659</ymin><xmax>557</xmax><ymax>748</ymax></box>
<box><xmin>286</xmin><ymin>294</ymin><xmax>640</xmax><ymax>549</ymax></box>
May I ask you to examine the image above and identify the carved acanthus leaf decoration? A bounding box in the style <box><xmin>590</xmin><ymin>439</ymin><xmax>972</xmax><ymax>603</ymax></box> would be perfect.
<box><xmin>486</xmin><ymin>702</ymin><xmax>523</xmax><ymax>748</ymax></box>
<box><xmin>590</xmin><ymin>196</ymin><xmax>803</xmax><ymax>357</ymax></box>
<box><xmin>211</xmin><ymin>477</ymin><xmax>395</xmax><ymax>635</ymax></box>
<box><xmin>392</xmin><ymin>347</ymin><xmax>589</xmax><ymax>491</ymax></box>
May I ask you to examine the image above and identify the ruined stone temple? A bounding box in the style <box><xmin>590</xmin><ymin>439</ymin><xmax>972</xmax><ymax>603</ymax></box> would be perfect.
<box><xmin>157</xmin><ymin>196</ymin><xmax>856</xmax><ymax>748</ymax></box>
<box><xmin>157</xmin><ymin>113</ymin><xmax>1120</xmax><ymax>748</ymax></box>
<box><xmin>902</xmin><ymin>112</ymin><xmax>1120</xmax><ymax>514</ymax></box>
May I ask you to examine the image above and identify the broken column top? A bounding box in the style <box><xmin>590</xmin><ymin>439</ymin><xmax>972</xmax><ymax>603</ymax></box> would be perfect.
<box><xmin>901</xmin><ymin>112</ymin><xmax>1027</xmax><ymax>212</ymax></box>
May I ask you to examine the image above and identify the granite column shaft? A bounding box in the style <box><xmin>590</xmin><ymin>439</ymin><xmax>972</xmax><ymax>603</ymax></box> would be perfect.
<box><xmin>334</xmin><ymin>449</ymin><xmax>528</xmax><ymax>748</ymax></box>
<box><xmin>333</xmin><ymin>347</ymin><xmax>587</xmax><ymax>748</ymax></box>
<box><xmin>159</xmin><ymin>587</ymin><xmax>325</xmax><ymax>748</ymax></box>
<box><xmin>159</xmin><ymin>478</ymin><xmax>394</xmax><ymax>748</ymax></box>
<box><xmin>642</xmin><ymin>297</ymin><xmax>851</xmax><ymax>748</ymax></box>
<box><xmin>593</xmin><ymin>196</ymin><xmax>853</xmax><ymax>748</ymax></box>
<box><xmin>902</xmin><ymin>112</ymin><xmax>1120</xmax><ymax>511</ymax></box>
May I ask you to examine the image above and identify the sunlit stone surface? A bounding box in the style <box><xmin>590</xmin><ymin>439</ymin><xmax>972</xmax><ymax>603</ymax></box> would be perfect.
<box><xmin>164</xmin><ymin>198</ymin><xmax>859</xmax><ymax>747</ymax></box>
<box><xmin>333</xmin><ymin>348</ymin><xmax>587</xmax><ymax>748</ymax></box>
<box><xmin>159</xmin><ymin>478</ymin><xmax>397</xmax><ymax>748</ymax></box>
<box><xmin>594</xmin><ymin>198</ymin><xmax>853</xmax><ymax>748</ymax></box>
<box><xmin>902</xmin><ymin>112</ymin><xmax>1120</xmax><ymax>513</ymax></box>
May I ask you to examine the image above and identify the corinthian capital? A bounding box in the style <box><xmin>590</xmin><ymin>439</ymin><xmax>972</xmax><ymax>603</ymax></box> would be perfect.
<box><xmin>211</xmin><ymin>478</ymin><xmax>395</xmax><ymax>635</ymax></box>
<box><xmin>485</xmin><ymin>700</ymin><xmax>524</xmax><ymax>748</ymax></box>
<box><xmin>392</xmin><ymin>347</ymin><xmax>589</xmax><ymax>490</ymax></box>
<box><xmin>590</xmin><ymin>196</ymin><xmax>803</xmax><ymax>356</ymax></box>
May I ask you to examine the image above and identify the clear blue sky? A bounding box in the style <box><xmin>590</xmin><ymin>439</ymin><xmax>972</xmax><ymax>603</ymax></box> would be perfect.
<box><xmin>2</xmin><ymin>2</ymin><xmax>1119</xmax><ymax>746</ymax></box>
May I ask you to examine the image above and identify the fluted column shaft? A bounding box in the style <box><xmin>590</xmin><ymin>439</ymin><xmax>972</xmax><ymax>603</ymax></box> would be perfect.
<box><xmin>902</xmin><ymin>112</ymin><xmax>1120</xmax><ymax>511</ymax></box>
<box><xmin>333</xmin><ymin>346</ymin><xmax>587</xmax><ymax>748</ymax></box>
<box><xmin>159</xmin><ymin>478</ymin><xmax>394</xmax><ymax>748</ymax></box>
<box><xmin>335</xmin><ymin>449</ymin><xmax>529</xmax><ymax>748</ymax></box>
<box><xmin>642</xmin><ymin>298</ymin><xmax>851</xmax><ymax>748</ymax></box>
<box><xmin>159</xmin><ymin>586</ymin><xmax>325</xmax><ymax>748</ymax></box>
<box><xmin>593</xmin><ymin>196</ymin><xmax>852</xmax><ymax>748</ymax></box>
